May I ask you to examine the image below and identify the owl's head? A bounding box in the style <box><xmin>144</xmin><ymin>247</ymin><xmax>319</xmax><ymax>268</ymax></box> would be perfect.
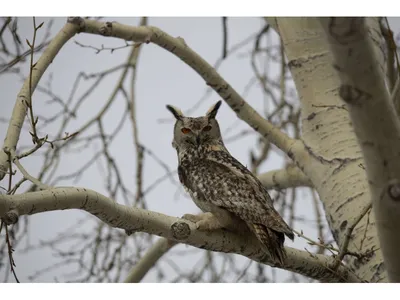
<box><xmin>166</xmin><ymin>101</ymin><xmax>224</xmax><ymax>151</ymax></box>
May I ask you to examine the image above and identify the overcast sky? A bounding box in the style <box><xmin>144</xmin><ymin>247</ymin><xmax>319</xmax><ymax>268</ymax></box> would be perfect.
<box><xmin>1</xmin><ymin>17</ymin><xmax>400</xmax><ymax>282</ymax></box>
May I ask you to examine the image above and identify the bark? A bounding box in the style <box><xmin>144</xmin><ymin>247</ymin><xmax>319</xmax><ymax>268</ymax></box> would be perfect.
<box><xmin>275</xmin><ymin>17</ymin><xmax>386</xmax><ymax>282</ymax></box>
<box><xmin>320</xmin><ymin>17</ymin><xmax>400</xmax><ymax>283</ymax></box>
<box><xmin>258</xmin><ymin>165</ymin><xmax>312</xmax><ymax>189</ymax></box>
<box><xmin>0</xmin><ymin>187</ymin><xmax>360</xmax><ymax>282</ymax></box>
<box><xmin>124</xmin><ymin>165</ymin><xmax>312</xmax><ymax>283</ymax></box>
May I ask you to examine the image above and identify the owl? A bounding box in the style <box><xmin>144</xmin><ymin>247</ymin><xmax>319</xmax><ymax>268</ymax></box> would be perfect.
<box><xmin>166</xmin><ymin>100</ymin><xmax>294</xmax><ymax>265</ymax></box>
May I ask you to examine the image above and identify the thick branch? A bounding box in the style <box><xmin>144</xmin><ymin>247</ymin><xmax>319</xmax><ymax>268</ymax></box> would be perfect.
<box><xmin>0</xmin><ymin>187</ymin><xmax>360</xmax><ymax>282</ymax></box>
<box><xmin>320</xmin><ymin>17</ymin><xmax>400</xmax><ymax>282</ymax></box>
<box><xmin>0</xmin><ymin>21</ymin><xmax>79</xmax><ymax>180</ymax></box>
<box><xmin>258</xmin><ymin>165</ymin><xmax>312</xmax><ymax>189</ymax></box>
<box><xmin>77</xmin><ymin>18</ymin><xmax>307</xmax><ymax>164</ymax></box>
<box><xmin>124</xmin><ymin>238</ymin><xmax>177</xmax><ymax>283</ymax></box>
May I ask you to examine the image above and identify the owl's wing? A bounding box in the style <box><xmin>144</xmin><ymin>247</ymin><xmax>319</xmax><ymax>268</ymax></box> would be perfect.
<box><xmin>202</xmin><ymin>151</ymin><xmax>294</xmax><ymax>240</ymax></box>
<box><xmin>207</xmin><ymin>151</ymin><xmax>271</xmax><ymax>197</ymax></box>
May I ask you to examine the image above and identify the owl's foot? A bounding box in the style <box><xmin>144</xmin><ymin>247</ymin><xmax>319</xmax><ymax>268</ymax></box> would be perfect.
<box><xmin>182</xmin><ymin>212</ymin><xmax>223</xmax><ymax>231</ymax></box>
<box><xmin>182</xmin><ymin>213</ymin><xmax>203</xmax><ymax>223</ymax></box>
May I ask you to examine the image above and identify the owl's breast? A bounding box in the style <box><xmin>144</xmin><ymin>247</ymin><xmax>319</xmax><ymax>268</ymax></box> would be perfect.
<box><xmin>178</xmin><ymin>155</ymin><xmax>265</xmax><ymax>215</ymax></box>
<box><xmin>184</xmin><ymin>183</ymin><xmax>219</xmax><ymax>213</ymax></box>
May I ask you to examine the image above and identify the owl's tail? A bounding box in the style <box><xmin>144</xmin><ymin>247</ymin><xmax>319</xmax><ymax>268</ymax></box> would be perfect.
<box><xmin>250</xmin><ymin>223</ymin><xmax>287</xmax><ymax>265</ymax></box>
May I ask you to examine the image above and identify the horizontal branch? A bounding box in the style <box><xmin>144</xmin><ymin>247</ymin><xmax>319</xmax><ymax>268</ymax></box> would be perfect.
<box><xmin>320</xmin><ymin>17</ymin><xmax>400</xmax><ymax>282</ymax></box>
<box><xmin>72</xmin><ymin>18</ymin><xmax>307</xmax><ymax>164</ymax></box>
<box><xmin>0</xmin><ymin>187</ymin><xmax>360</xmax><ymax>282</ymax></box>
<box><xmin>258</xmin><ymin>165</ymin><xmax>312</xmax><ymax>189</ymax></box>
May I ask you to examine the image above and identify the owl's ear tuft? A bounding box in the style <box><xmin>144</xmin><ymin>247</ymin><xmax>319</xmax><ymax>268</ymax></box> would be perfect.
<box><xmin>166</xmin><ymin>104</ymin><xmax>184</xmax><ymax>120</ymax></box>
<box><xmin>206</xmin><ymin>101</ymin><xmax>222</xmax><ymax>119</ymax></box>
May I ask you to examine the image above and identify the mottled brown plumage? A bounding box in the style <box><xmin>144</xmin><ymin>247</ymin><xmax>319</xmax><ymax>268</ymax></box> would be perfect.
<box><xmin>166</xmin><ymin>101</ymin><xmax>294</xmax><ymax>265</ymax></box>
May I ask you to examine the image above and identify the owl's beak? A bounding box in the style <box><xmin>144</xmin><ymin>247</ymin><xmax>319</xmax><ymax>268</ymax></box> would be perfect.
<box><xmin>196</xmin><ymin>135</ymin><xmax>201</xmax><ymax>145</ymax></box>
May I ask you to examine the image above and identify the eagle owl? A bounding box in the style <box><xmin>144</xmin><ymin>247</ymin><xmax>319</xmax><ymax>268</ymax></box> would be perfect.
<box><xmin>166</xmin><ymin>101</ymin><xmax>294</xmax><ymax>265</ymax></box>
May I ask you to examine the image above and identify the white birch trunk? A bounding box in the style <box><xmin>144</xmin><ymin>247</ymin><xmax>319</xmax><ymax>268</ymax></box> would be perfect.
<box><xmin>275</xmin><ymin>17</ymin><xmax>386</xmax><ymax>282</ymax></box>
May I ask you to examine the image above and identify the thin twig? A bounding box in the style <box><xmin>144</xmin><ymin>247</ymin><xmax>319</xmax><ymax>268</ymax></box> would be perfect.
<box><xmin>292</xmin><ymin>229</ymin><xmax>339</xmax><ymax>255</ymax></box>
<box><xmin>6</xmin><ymin>150</ymin><xmax>13</xmax><ymax>193</ymax></box>
<box><xmin>331</xmin><ymin>203</ymin><xmax>372</xmax><ymax>270</ymax></box>
<box><xmin>221</xmin><ymin>17</ymin><xmax>228</xmax><ymax>59</ymax></box>
<box><xmin>8</xmin><ymin>148</ymin><xmax>50</xmax><ymax>190</ymax></box>
<box><xmin>235</xmin><ymin>259</ymin><xmax>253</xmax><ymax>282</ymax></box>
<box><xmin>27</xmin><ymin>17</ymin><xmax>41</xmax><ymax>144</ymax></box>
<box><xmin>3</xmin><ymin>221</ymin><xmax>20</xmax><ymax>283</ymax></box>
<box><xmin>310</xmin><ymin>189</ymin><xmax>325</xmax><ymax>254</ymax></box>
<box><xmin>74</xmin><ymin>40</ymin><xmax>134</xmax><ymax>54</ymax></box>
<box><xmin>359</xmin><ymin>208</ymin><xmax>372</xmax><ymax>250</ymax></box>
<box><xmin>128</xmin><ymin>17</ymin><xmax>147</xmax><ymax>206</ymax></box>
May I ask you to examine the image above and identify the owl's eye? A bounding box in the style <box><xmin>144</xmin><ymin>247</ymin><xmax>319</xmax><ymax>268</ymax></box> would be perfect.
<box><xmin>181</xmin><ymin>128</ymin><xmax>191</xmax><ymax>134</ymax></box>
<box><xmin>202</xmin><ymin>125</ymin><xmax>212</xmax><ymax>132</ymax></box>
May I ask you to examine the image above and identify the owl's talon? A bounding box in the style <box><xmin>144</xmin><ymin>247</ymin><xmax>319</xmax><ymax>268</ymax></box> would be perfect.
<box><xmin>182</xmin><ymin>213</ymin><xmax>200</xmax><ymax>223</ymax></box>
<box><xmin>182</xmin><ymin>212</ymin><xmax>222</xmax><ymax>231</ymax></box>
<box><xmin>195</xmin><ymin>219</ymin><xmax>222</xmax><ymax>231</ymax></box>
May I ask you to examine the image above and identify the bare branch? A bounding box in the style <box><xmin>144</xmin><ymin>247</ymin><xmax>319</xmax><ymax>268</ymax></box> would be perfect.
<box><xmin>0</xmin><ymin>187</ymin><xmax>360</xmax><ymax>282</ymax></box>
<box><xmin>310</xmin><ymin>189</ymin><xmax>325</xmax><ymax>254</ymax></box>
<box><xmin>124</xmin><ymin>238</ymin><xmax>177</xmax><ymax>283</ymax></box>
<box><xmin>0</xmin><ymin>21</ymin><xmax>79</xmax><ymax>180</ymax></box>
<box><xmin>221</xmin><ymin>17</ymin><xmax>228</xmax><ymax>59</ymax></box>
<box><xmin>258</xmin><ymin>165</ymin><xmax>312</xmax><ymax>189</ymax></box>
<box><xmin>78</xmin><ymin>18</ymin><xmax>307</xmax><ymax>165</ymax></box>
<box><xmin>6</xmin><ymin>148</ymin><xmax>50</xmax><ymax>190</ymax></box>
<box><xmin>128</xmin><ymin>17</ymin><xmax>147</xmax><ymax>207</ymax></box>
<box><xmin>332</xmin><ymin>203</ymin><xmax>373</xmax><ymax>270</ymax></box>
<box><xmin>1</xmin><ymin>220</ymin><xmax>20</xmax><ymax>282</ymax></box>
